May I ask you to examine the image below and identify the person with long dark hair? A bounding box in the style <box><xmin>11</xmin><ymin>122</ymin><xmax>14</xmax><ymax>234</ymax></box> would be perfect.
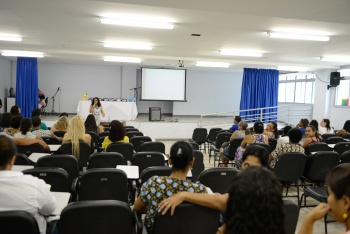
<box><xmin>302</xmin><ymin>125</ymin><xmax>322</xmax><ymax>151</ymax></box>
<box><xmin>264</xmin><ymin>121</ymin><xmax>279</xmax><ymax>139</ymax></box>
<box><xmin>309</xmin><ymin>119</ymin><xmax>319</xmax><ymax>132</ymax></box>
<box><xmin>101</xmin><ymin>120</ymin><xmax>129</xmax><ymax>150</ymax></box>
<box><xmin>336</xmin><ymin>120</ymin><xmax>350</xmax><ymax>137</ymax></box>
<box><xmin>14</xmin><ymin>118</ymin><xmax>40</xmax><ymax>140</ymax></box>
<box><xmin>318</xmin><ymin>118</ymin><xmax>335</xmax><ymax>135</ymax></box>
<box><xmin>89</xmin><ymin>97</ymin><xmax>105</xmax><ymax>125</ymax></box>
<box><xmin>297</xmin><ymin>118</ymin><xmax>309</xmax><ymax>132</ymax></box>
<box><xmin>84</xmin><ymin>114</ymin><xmax>104</xmax><ymax>135</ymax></box>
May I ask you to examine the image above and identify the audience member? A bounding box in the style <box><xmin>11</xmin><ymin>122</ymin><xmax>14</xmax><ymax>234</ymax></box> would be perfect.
<box><xmin>276</xmin><ymin>125</ymin><xmax>292</xmax><ymax>147</ymax></box>
<box><xmin>10</xmin><ymin>105</ymin><xmax>21</xmax><ymax>116</ymax></box>
<box><xmin>0</xmin><ymin>132</ymin><xmax>49</xmax><ymax>150</ymax></box>
<box><xmin>217</xmin><ymin>167</ymin><xmax>285</xmax><ymax>234</ymax></box>
<box><xmin>298</xmin><ymin>164</ymin><xmax>350</xmax><ymax>234</ymax></box>
<box><xmin>84</xmin><ymin>114</ymin><xmax>104</xmax><ymax>135</ymax></box>
<box><xmin>0</xmin><ymin>113</ymin><xmax>12</xmax><ymax>131</ymax></box>
<box><xmin>32</xmin><ymin>116</ymin><xmax>58</xmax><ymax>139</ymax></box>
<box><xmin>336</xmin><ymin>120</ymin><xmax>350</xmax><ymax>137</ymax></box>
<box><xmin>14</xmin><ymin>118</ymin><xmax>41</xmax><ymax>140</ymax></box>
<box><xmin>4</xmin><ymin>115</ymin><xmax>22</xmax><ymax>137</ymax></box>
<box><xmin>297</xmin><ymin>118</ymin><xmax>309</xmax><ymax>132</ymax></box>
<box><xmin>302</xmin><ymin>125</ymin><xmax>322</xmax><ymax>151</ymax></box>
<box><xmin>0</xmin><ymin>135</ymin><xmax>56</xmax><ymax>234</ymax></box>
<box><xmin>229</xmin><ymin>116</ymin><xmax>241</xmax><ymax>132</ymax></box>
<box><xmin>101</xmin><ymin>120</ymin><xmax>129</xmax><ymax>150</ymax></box>
<box><xmin>134</xmin><ymin>141</ymin><xmax>207</xmax><ymax>232</ymax></box>
<box><xmin>309</xmin><ymin>119</ymin><xmax>319</xmax><ymax>132</ymax></box>
<box><xmin>50</xmin><ymin>116</ymin><xmax>69</xmax><ymax>133</ymax></box>
<box><xmin>59</xmin><ymin>112</ymin><xmax>69</xmax><ymax>117</ymax></box>
<box><xmin>158</xmin><ymin>145</ymin><xmax>270</xmax><ymax>214</ymax></box>
<box><xmin>264</xmin><ymin>121</ymin><xmax>279</xmax><ymax>139</ymax></box>
<box><xmin>89</xmin><ymin>97</ymin><xmax>105</xmax><ymax>125</ymax></box>
<box><xmin>318</xmin><ymin>118</ymin><xmax>335</xmax><ymax>135</ymax></box>
<box><xmin>31</xmin><ymin>108</ymin><xmax>48</xmax><ymax>130</ymax></box>
<box><xmin>269</xmin><ymin>128</ymin><xmax>304</xmax><ymax>169</ymax></box>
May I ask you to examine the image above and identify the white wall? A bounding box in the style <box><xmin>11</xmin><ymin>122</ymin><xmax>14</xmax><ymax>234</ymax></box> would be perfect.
<box><xmin>0</xmin><ymin>58</ymin><xmax>12</xmax><ymax>113</ymax></box>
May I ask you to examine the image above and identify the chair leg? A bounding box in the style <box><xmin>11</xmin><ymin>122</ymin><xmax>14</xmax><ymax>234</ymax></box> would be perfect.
<box><xmin>324</xmin><ymin>215</ymin><xmax>328</xmax><ymax>234</ymax></box>
<box><xmin>285</xmin><ymin>187</ymin><xmax>289</xmax><ymax>196</ymax></box>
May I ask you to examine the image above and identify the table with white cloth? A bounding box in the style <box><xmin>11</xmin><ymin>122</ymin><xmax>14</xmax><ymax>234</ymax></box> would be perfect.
<box><xmin>77</xmin><ymin>100</ymin><xmax>138</xmax><ymax>121</ymax></box>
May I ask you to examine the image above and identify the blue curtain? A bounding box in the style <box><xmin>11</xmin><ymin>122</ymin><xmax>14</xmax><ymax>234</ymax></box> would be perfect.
<box><xmin>239</xmin><ymin>68</ymin><xmax>279</xmax><ymax>123</ymax></box>
<box><xmin>16</xmin><ymin>57</ymin><xmax>38</xmax><ymax>118</ymax></box>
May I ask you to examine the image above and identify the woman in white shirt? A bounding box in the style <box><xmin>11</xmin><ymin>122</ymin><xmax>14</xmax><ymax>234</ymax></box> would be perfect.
<box><xmin>318</xmin><ymin>118</ymin><xmax>335</xmax><ymax>135</ymax></box>
<box><xmin>14</xmin><ymin>118</ymin><xmax>40</xmax><ymax>140</ymax></box>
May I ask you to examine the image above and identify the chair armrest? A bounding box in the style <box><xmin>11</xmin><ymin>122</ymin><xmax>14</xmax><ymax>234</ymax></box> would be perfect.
<box><xmin>133</xmin><ymin>211</ymin><xmax>144</xmax><ymax>234</ymax></box>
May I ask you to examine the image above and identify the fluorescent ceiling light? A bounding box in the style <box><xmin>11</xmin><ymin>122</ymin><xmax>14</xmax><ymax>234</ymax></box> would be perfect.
<box><xmin>267</xmin><ymin>31</ymin><xmax>329</xmax><ymax>41</ymax></box>
<box><xmin>100</xmin><ymin>17</ymin><xmax>174</xmax><ymax>29</ymax></box>
<box><xmin>0</xmin><ymin>34</ymin><xmax>22</xmax><ymax>42</ymax></box>
<box><xmin>103</xmin><ymin>41</ymin><xmax>152</xmax><ymax>50</ymax></box>
<box><xmin>1</xmin><ymin>50</ymin><xmax>44</xmax><ymax>58</ymax></box>
<box><xmin>277</xmin><ymin>66</ymin><xmax>308</xmax><ymax>72</ymax></box>
<box><xmin>104</xmin><ymin>56</ymin><xmax>141</xmax><ymax>63</ymax></box>
<box><xmin>196</xmin><ymin>61</ymin><xmax>230</xmax><ymax>68</ymax></box>
<box><xmin>219</xmin><ymin>50</ymin><xmax>262</xmax><ymax>57</ymax></box>
<box><xmin>321</xmin><ymin>57</ymin><xmax>350</xmax><ymax>63</ymax></box>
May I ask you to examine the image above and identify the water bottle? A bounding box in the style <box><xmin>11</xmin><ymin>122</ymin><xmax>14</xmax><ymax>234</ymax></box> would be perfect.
<box><xmin>108</xmin><ymin>116</ymin><xmax>111</xmax><ymax>122</ymax></box>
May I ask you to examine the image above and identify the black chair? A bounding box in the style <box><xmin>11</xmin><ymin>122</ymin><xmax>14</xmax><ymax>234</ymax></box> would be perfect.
<box><xmin>139</xmin><ymin>141</ymin><xmax>165</xmax><ymax>153</ymax></box>
<box><xmin>130</xmin><ymin>136</ymin><xmax>152</xmax><ymax>152</ymax></box>
<box><xmin>106</xmin><ymin>143</ymin><xmax>134</xmax><ymax>163</ymax></box>
<box><xmin>126</xmin><ymin>128</ymin><xmax>139</xmax><ymax>133</ymax></box>
<box><xmin>189</xmin><ymin>141</ymin><xmax>199</xmax><ymax>150</ymax></box>
<box><xmin>23</xmin><ymin>167</ymin><xmax>70</xmax><ymax>192</ymax></box>
<box><xmin>206</xmin><ymin>128</ymin><xmax>222</xmax><ymax>156</ymax></box>
<box><xmin>126</xmin><ymin>131</ymin><xmax>144</xmax><ymax>140</ymax></box>
<box><xmin>250</xmin><ymin>143</ymin><xmax>271</xmax><ymax>154</ymax></box>
<box><xmin>274</xmin><ymin>152</ymin><xmax>307</xmax><ymax>204</ymax></box>
<box><xmin>269</xmin><ymin>138</ymin><xmax>278</xmax><ymax>152</ymax></box>
<box><xmin>0</xmin><ymin>210</ymin><xmax>40</xmax><ymax>234</ymax></box>
<box><xmin>131</xmin><ymin>152</ymin><xmax>166</xmax><ymax>175</ymax></box>
<box><xmin>137</xmin><ymin>166</ymin><xmax>172</xmax><ymax>196</ymax></box>
<box><xmin>326</xmin><ymin>136</ymin><xmax>345</xmax><ymax>144</ymax></box>
<box><xmin>59</xmin><ymin>200</ymin><xmax>141</xmax><ymax>234</ymax></box>
<box><xmin>125</xmin><ymin>126</ymin><xmax>135</xmax><ymax>129</ymax></box>
<box><xmin>283</xmin><ymin>199</ymin><xmax>300</xmax><ymax>234</ymax></box>
<box><xmin>220</xmin><ymin>138</ymin><xmax>244</xmax><ymax>168</ymax></box>
<box><xmin>340</xmin><ymin>150</ymin><xmax>350</xmax><ymax>164</ymax></box>
<box><xmin>59</xmin><ymin>142</ymin><xmax>91</xmax><ymax>170</ymax></box>
<box><xmin>190</xmin><ymin>128</ymin><xmax>208</xmax><ymax>153</ymax></box>
<box><xmin>53</xmin><ymin>131</ymin><xmax>66</xmax><ymax>138</ymax></box>
<box><xmin>342</xmin><ymin>134</ymin><xmax>350</xmax><ymax>140</ymax></box>
<box><xmin>17</xmin><ymin>144</ymin><xmax>44</xmax><ymax>156</ymax></box>
<box><xmin>218</xmin><ymin>129</ymin><xmax>233</xmax><ymax>134</ymax></box>
<box><xmin>211</xmin><ymin>132</ymin><xmax>231</xmax><ymax>166</ymax></box>
<box><xmin>77</xmin><ymin>169</ymin><xmax>128</xmax><ymax>202</ymax></box>
<box><xmin>88</xmin><ymin>152</ymin><xmax>125</xmax><ymax>169</ymax></box>
<box><xmin>15</xmin><ymin>152</ymin><xmax>30</xmax><ymax>165</ymax></box>
<box><xmin>334</xmin><ymin>142</ymin><xmax>350</xmax><ymax>155</ymax></box>
<box><xmin>41</xmin><ymin>136</ymin><xmax>61</xmax><ymax>145</ymax></box>
<box><xmin>198</xmin><ymin>167</ymin><xmax>239</xmax><ymax>194</ymax></box>
<box><xmin>153</xmin><ymin>203</ymin><xmax>220</xmax><ymax>234</ymax></box>
<box><xmin>86</xmin><ymin>131</ymin><xmax>99</xmax><ymax>150</ymax></box>
<box><xmin>321</xmin><ymin>133</ymin><xmax>336</xmax><ymax>141</ymax></box>
<box><xmin>191</xmin><ymin>150</ymin><xmax>205</xmax><ymax>182</ymax></box>
<box><xmin>306</xmin><ymin>142</ymin><xmax>331</xmax><ymax>153</ymax></box>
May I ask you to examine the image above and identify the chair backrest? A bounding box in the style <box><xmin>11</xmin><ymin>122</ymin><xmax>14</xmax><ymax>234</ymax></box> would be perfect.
<box><xmin>16</xmin><ymin>144</ymin><xmax>44</xmax><ymax>156</ymax></box>
<box><xmin>131</xmin><ymin>152</ymin><xmax>166</xmax><ymax>175</ymax></box>
<box><xmin>283</xmin><ymin>199</ymin><xmax>300</xmax><ymax>234</ymax></box>
<box><xmin>125</xmin><ymin>126</ymin><xmax>135</xmax><ymax>129</ymax></box>
<box><xmin>125</xmin><ymin>128</ymin><xmax>139</xmax><ymax>133</ymax></box>
<box><xmin>224</xmin><ymin>138</ymin><xmax>244</xmax><ymax>159</ymax></box>
<box><xmin>40</xmin><ymin>137</ymin><xmax>60</xmax><ymax>145</ymax></box>
<box><xmin>321</xmin><ymin>133</ymin><xmax>336</xmax><ymax>141</ymax></box>
<box><xmin>140</xmin><ymin>166</ymin><xmax>172</xmax><ymax>185</ymax></box>
<box><xmin>269</xmin><ymin>138</ymin><xmax>278</xmax><ymax>152</ymax></box>
<box><xmin>86</xmin><ymin>131</ymin><xmax>98</xmax><ymax>149</ymax></box>
<box><xmin>303</xmin><ymin>151</ymin><xmax>339</xmax><ymax>184</ymax></box>
<box><xmin>0</xmin><ymin>210</ymin><xmax>40</xmax><ymax>234</ymax></box>
<box><xmin>326</xmin><ymin>136</ymin><xmax>346</xmax><ymax>144</ymax></box>
<box><xmin>153</xmin><ymin>203</ymin><xmax>220</xmax><ymax>234</ymax></box>
<box><xmin>218</xmin><ymin>129</ymin><xmax>233</xmax><ymax>134</ymax></box>
<box><xmin>215</xmin><ymin>132</ymin><xmax>232</xmax><ymax>149</ymax></box>
<box><xmin>334</xmin><ymin>142</ymin><xmax>350</xmax><ymax>155</ymax></box>
<box><xmin>99</xmin><ymin>131</ymin><xmax>109</xmax><ymax>137</ymax></box>
<box><xmin>53</xmin><ymin>131</ymin><xmax>66</xmax><ymax>138</ymax></box>
<box><xmin>191</xmin><ymin>128</ymin><xmax>208</xmax><ymax>144</ymax></box>
<box><xmin>59</xmin><ymin>142</ymin><xmax>91</xmax><ymax>169</ymax></box>
<box><xmin>306</xmin><ymin>142</ymin><xmax>331</xmax><ymax>152</ymax></box>
<box><xmin>130</xmin><ymin>136</ymin><xmax>152</xmax><ymax>152</ymax></box>
<box><xmin>191</xmin><ymin>150</ymin><xmax>205</xmax><ymax>182</ymax></box>
<box><xmin>274</xmin><ymin>152</ymin><xmax>307</xmax><ymax>183</ymax></box>
<box><xmin>15</xmin><ymin>153</ymin><xmax>30</xmax><ymax>165</ymax></box>
<box><xmin>340</xmin><ymin>150</ymin><xmax>350</xmax><ymax>164</ymax></box>
<box><xmin>249</xmin><ymin>143</ymin><xmax>271</xmax><ymax>154</ymax></box>
<box><xmin>189</xmin><ymin>141</ymin><xmax>199</xmax><ymax>150</ymax></box>
<box><xmin>126</xmin><ymin>131</ymin><xmax>144</xmax><ymax>140</ymax></box>
<box><xmin>23</xmin><ymin>167</ymin><xmax>70</xmax><ymax>192</ymax></box>
<box><xmin>59</xmin><ymin>200</ymin><xmax>133</xmax><ymax>234</ymax></box>
<box><xmin>207</xmin><ymin>128</ymin><xmax>222</xmax><ymax>143</ymax></box>
<box><xmin>198</xmin><ymin>168</ymin><xmax>239</xmax><ymax>194</ymax></box>
<box><xmin>78</xmin><ymin>169</ymin><xmax>128</xmax><ymax>202</ymax></box>
<box><xmin>139</xmin><ymin>141</ymin><xmax>165</xmax><ymax>153</ymax></box>
<box><xmin>342</xmin><ymin>134</ymin><xmax>350</xmax><ymax>140</ymax></box>
<box><xmin>106</xmin><ymin>143</ymin><xmax>134</xmax><ymax>162</ymax></box>
<box><xmin>36</xmin><ymin>154</ymin><xmax>79</xmax><ymax>186</ymax></box>
<box><xmin>88</xmin><ymin>152</ymin><xmax>125</xmax><ymax>169</ymax></box>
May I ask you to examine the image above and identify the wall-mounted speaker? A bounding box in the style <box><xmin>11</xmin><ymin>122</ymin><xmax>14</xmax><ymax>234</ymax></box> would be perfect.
<box><xmin>330</xmin><ymin>72</ymin><xmax>340</xmax><ymax>86</ymax></box>
<box><xmin>149</xmin><ymin>107</ymin><xmax>161</xmax><ymax>121</ymax></box>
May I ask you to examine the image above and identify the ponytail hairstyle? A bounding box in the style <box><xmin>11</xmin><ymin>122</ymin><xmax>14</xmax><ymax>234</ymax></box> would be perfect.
<box><xmin>253</xmin><ymin>122</ymin><xmax>264</xmax><ymax>134</ymax></box>
<box><xmin>309</xmin><ymin>119</ymin><xmax>319</xmax><ymax>132</ymax></box>
<box><xmin>322</xmin><ymin>119</ymin><xmax>331</xmax><ymax>131</ymax></box>
<box><xmin>20</xmin><ymin>118</ymin><xmax>32</xmax><ymax>135</ymax></box>
<box><xmin>169</xmin><ymin>141</ymin><xmax>194</xmax><ymax>172</ymax></box>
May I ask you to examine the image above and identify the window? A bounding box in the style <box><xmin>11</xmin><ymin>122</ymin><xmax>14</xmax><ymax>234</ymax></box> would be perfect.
<box><xmin>335</xmin><ymin>79</ymin><xmax>350</xmax><ymax>106</ymax></box>
<box><xmin>278</xmin><ymin>73</ymin><xmax>315</xmax><ymax>104</ymax></box>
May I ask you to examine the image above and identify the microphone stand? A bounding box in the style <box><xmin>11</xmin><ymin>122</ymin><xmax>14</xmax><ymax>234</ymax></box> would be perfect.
<box><xmin>51</xmin><ymin>87</ymin><xmax>60</xmax><ymax>115</ymax></box>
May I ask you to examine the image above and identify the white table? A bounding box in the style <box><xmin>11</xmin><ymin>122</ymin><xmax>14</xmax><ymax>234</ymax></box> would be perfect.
<box><xmin>48</xmin><ymin>144</ymin><xmax>61</xmax><ymax>152</ymax></box>
<box><xmin>12</xmin><ymin>165</ymin><xmax>34</xmax><ymax>172</ymax></box>
<box><xmin>116</xmin><ymin>165</ymin><xmax>139</xmax><ymax>179</ymax></box>
<box><xmin>51</xmin><ymin>192</ymin><xmax>71</xmax><ymax>215</ymax></box>
<box><xmin>77</xmin><ymin>100</ymin><xmax>138</xmax><ymax>121</ymax></box>
<box><xmin>29</xmin><ymin>153</ymin><xmax>51</xmax><ymax>163</ymax></box>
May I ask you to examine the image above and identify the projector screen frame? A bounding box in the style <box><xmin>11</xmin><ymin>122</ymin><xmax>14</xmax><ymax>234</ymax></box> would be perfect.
<box><xmin>140</xmin><ymin>67</ymin><xmax>187</xmax><ymax>102</ymax></box>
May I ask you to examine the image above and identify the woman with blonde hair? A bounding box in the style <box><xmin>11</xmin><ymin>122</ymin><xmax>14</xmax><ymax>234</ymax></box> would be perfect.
<box><xmin>62</xmin><ymin>115</ymin><xmax>91</xmax><ymax>158</ymax></box>
<box><xmin>50</xmin><ymin>116</ymin><xmax>69</xmax><ymax>133</ymax></box>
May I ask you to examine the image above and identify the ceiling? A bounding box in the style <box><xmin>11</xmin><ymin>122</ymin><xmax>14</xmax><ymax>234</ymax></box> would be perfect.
<box><xmin>1</xmin><ymin>0</ymin><xmax>350</xmax><ymax>72</ymax></box>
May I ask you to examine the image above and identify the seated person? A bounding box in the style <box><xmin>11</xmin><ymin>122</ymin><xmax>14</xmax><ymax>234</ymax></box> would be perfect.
<box><xmin>0</xmin><ymin>132</ymin><xmax>50</xmax><ymax>150</ymax></box>
<box><xmin>50</xmin><ymin>116</ymin><xmax>69</xmax><ymax>133</ymax></box>
<box><xmin>296</xmin><ymin>118</ymin><xmax>309</xmax><ymax>132</ymax></box>
<box><xmin>134</xmin><ymin>141</ymin><xmax>207</xmax><ymax>232</ymax></box>
<box><xmin>263</xmin><ymin>121</ymin><xmax>279</xmax><ymax>139</ymax></box>
<box><xmin>309</xmin><ymin>119</ymin><xmax>319</xmax><ymax>132</ymax></box>
<box><xmin>318</xmin><ymin>118</ymin><xmax>335</xmax><ymax>135</ymax></box>
<box><xmin>0</xmin><ymin>135</ymin><xmax>56</xmax><ymax>234</ymax></box>
<box><xmin>298</xmin><ymin>164</ymin><xmax>350</xmax><ymax>234</ymax></box>
<box><xmin>101</xmin><ymin>120</ymin><xmax>129</xmax><ymax>150</ymax></box>
<box><xmin>32</xmin><ymin>116</ymin><xmax>61</xmax><ymax>140</ymax></box>
<box><xmin>0</xmin><ymin>113</ymin><xmax>12</xmax><ymax>131</ymax></box>
<box><xmin>229</xmin><ymin>116</ymin><xmax>241</xmax><ymax>132</ymax></box>
<box><xmin>31</xmin><ymin>109</ymin><xmax>48</xmax><ymax>130</ymax></box>
<box><xmin>269</xmin><ymin>128</ymin><xmax>304</xmax><ymax>169</ymax></box>
<box><xmin>84</xmin><ymin>114</ymin><xmax>104</xmax><ymax>135</ymax></box>
<box><xmin>217</xmin><ymin>167</ymin><xmax>285</xmax><ymax>234</ymax></box>
<box><xmin>302</xmin><ymin>125</ymin><xmax>322</xmax><ymax>154</ymax></box>
<box><xmin>4</xmin><ymin>115</ymin><xmax>23</xmax><ymax>137</ymax></box>
<box><xmin>276</xmin><ymin>125</ymin><xmax>292</xmax><ymax>147</ymax></box>
<box><xmin>158</xmin><ymin>145</ymin><xmax>269</xmax><ymax>215</ymax></box>
<box><xmin>14</xmin><ymin>118</ymin><xmax>41</xmax><ymax>140</ymax></box>
<box><xmin>10</xmin><ymin>105</ymin><xmax>21</xmax><ymax>116</ymax></box>
<box><xmin>336</xmin><ymin>120</ymin><xmax>350</xmax><ymax>137</ymax></box>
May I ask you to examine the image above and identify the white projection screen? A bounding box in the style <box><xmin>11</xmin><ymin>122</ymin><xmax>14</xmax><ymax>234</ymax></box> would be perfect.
<box><xmin>141</xmin><ymin>68</ymin><xmax>187</xmax><ymax>101</ymax></box>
